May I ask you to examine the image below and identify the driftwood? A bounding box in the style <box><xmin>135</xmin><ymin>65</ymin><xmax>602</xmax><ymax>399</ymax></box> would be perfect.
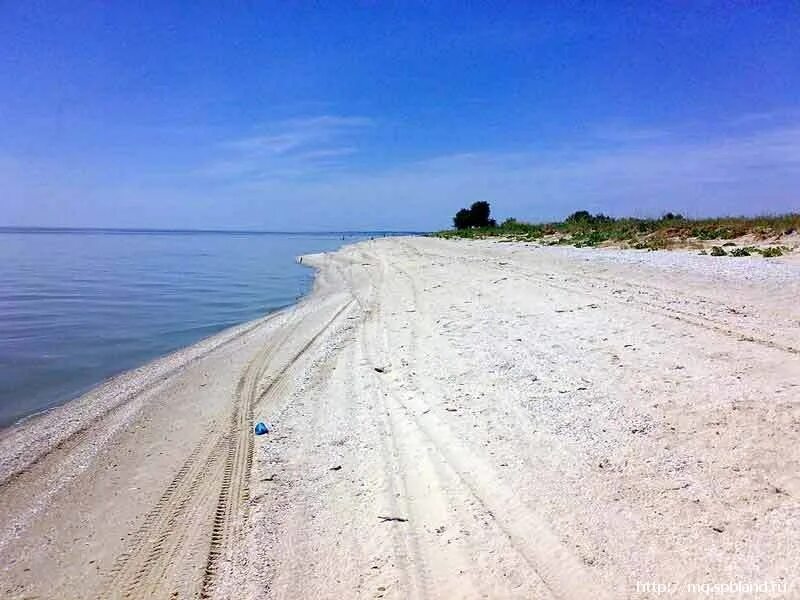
<box><xmin>377</xmin><ymin>516</ymin><xmax>408</xmax><ymax>523</ymax></box>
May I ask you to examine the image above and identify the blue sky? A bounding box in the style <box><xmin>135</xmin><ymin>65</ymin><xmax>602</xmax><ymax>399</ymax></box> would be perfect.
<box><xmin>1</xmin><ymin>2</ymin><xmax>799</xmax><ymax>231</ymax></box>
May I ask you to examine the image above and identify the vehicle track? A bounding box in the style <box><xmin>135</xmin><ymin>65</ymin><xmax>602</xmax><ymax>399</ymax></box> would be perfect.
<box><xmin>403</xmin><ymin>240</ymin><xmax>799</xmax><ymax>356</ymax></box>
<box><xmin>0</xmin><ymin>314</ymin><xmax>280</xmax><ymax>489</ymax></box>
<box><xmin>101</xmin><ymin>354</ymin><xmax>276</xmax><ymax>597</ymax></box>
<box><xmin>99</xmin><ymin>312</ymin><xmax>307</xmax><ymax>599</ymax></box>
<box><xmin>245</xmin><ymin>297</ymin><xmax>367</xmax><ymax>599</ymax></box>
<box><xmin>360</xmin><ymin>244</ymin><xmax>614</xmax><ymax>599</ymax></box>
<box><xmin>356</xmin><ymin>260</ymin><xmax>429</xmax><ymax>599</ymax></box>
<box><xmin>198</xmin><ymin>342</ymin><xmax>270</xmax><ymax>598</ymax></box>
<box><xmin>201</xmin><ymin>298</ymin><xmax>356</xmax><ymax>599</ymax></box>
<box><xmin>105</xmin><ymin>437</ymin><xmax>225</xmax><ymax>598</ymax></box>
<box><xmin>521</xmin><ymin>270</ymin><xmax>800</xmax><ymax>355</ymax></box>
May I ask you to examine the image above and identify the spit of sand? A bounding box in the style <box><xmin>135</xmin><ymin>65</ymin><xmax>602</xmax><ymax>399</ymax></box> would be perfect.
<box><xmin>1</xmin><ymin>236</ymin><xmax>798</xmax><ymax>599</ymax></box>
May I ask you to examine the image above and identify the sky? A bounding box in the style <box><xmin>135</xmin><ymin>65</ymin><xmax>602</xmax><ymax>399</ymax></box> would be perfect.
<box><xmin>1</xmin><ymin>2</ymin><xmax>799</xmax><ymax>231</ymax></box>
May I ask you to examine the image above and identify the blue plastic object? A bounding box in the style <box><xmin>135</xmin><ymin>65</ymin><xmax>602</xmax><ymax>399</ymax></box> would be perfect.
<box><xmin>254</xmin><ymin>422</ymin><xmax>269</xmax><ymax>435</ymax></box>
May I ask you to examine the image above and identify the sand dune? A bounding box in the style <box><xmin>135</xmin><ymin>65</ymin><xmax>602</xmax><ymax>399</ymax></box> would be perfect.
<box><xmin>1</xmin><ymin>236</ymin><xmax>799</xmax><ymax>599</ymax></box>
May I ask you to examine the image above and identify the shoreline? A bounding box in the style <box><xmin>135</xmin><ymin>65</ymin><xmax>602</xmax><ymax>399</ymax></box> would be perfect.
<box><xmin>0</xmin><ymin>244</ymin><xmax>338</xmax><ymax>484</ymax></box>
<box><xmin>0</xmin><ymin>308</ymin><xmax>284</xmax><ymax>483</ymax></box>
<box><xmin>0</xmin><ymin>244</ymin><xmax>361</xmax><ymax>598</ymax></box>
<box><xmin>8</xmin><ymin>230</ymin><xmax>792</xmax><ymax>434</ymax></box>
<box><xmin>0</xmin><ymin>229</ymin><xmax>371</xmax><ymax>431</ymax></box>
<box><xmin>2</xmin><ymin>236</ymin><xmax>799</xmax><ymax>599</ymax></box>
<box><xmin>0</xmin><ymin>247</ymin><xmax>327</xmax><ymax>433</ymax></box>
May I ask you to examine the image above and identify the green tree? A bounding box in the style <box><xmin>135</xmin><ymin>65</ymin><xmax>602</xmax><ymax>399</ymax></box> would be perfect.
<box><xmin>469</xmin><ymin>201</ymin><xmax>492</xmax><ymax>227</ymax></box>
<box><xmin>453</xmin><ymin>208</ymin><xmax>473</xmax><ymax>229</ymax></box>
<box><xmin>452</xmin><ymin>201</ymin><xmax>495</xmax><ymax>229</ymax></box>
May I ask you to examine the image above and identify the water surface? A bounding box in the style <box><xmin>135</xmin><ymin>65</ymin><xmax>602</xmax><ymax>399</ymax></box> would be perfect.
<box><xmin>0</xmin><ymin>229</ymin><xmax>382</xmax><ymax>427</ymax></box>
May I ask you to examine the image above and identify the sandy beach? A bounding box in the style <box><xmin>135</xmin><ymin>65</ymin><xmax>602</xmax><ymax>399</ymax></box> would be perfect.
<box><xmin>1</xmin><ymin>236</ymin><xmax>799</xmax><ymax>599</ymax></box>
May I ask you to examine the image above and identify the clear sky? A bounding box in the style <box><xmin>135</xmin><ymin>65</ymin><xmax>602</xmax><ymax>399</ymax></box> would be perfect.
<box><xmin>1</xmin><ymin>2</ymin><xmax>799</xmax><ymax>231</ymax></box>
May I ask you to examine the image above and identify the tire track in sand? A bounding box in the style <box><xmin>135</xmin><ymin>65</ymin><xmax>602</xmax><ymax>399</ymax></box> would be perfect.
<box><xmin>99</xmin><ymin>311</ymin><xmax>309</xmax><ymax>599</ymax></box>
<box><xmin>530</xmin><ymin>270</ymin><xmax>800</xmax><ymax>356</ymax></box>
<box><xmin>355</xmin><ymin>253</ymin><xmax>430</xmax><ymax>599</ymax></box>
<box><xmin>351</xmin><ymin>246</ymin><xmax>543</xmax><ymax>598</ymax></box>
<box><xmin>432</xmin><ymin>244</ymin><xmax>799</xmax><ymax>356</ymax></box>
<box><xmin>201</xmin><ymin>298</ymin><xmax>356</xmax><ymax>599</ymax></box>
<box><xmin>99</xmin><ymin>325</ymin><xmax>293</xmax><ymax>599</ymax></box>
<box><xmin>0</xmin><ymin>314</ymin><xmax>280</xmax><ymax>489</ymax></box>
<box><xmin>361</xmin><ymin>242</ymin><xmax>613</xmax><ymax>600</ymax></box>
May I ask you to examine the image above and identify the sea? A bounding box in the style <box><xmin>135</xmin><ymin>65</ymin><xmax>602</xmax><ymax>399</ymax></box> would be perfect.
<box><xmin>0</xmin><ymin>228</ymin><xmax>395</xmax><ymax>427</ymax></box>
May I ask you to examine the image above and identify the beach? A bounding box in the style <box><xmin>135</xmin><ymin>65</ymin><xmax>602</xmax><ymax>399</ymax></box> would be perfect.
<box><xmin>1</xmin><ymin>236</ymin><xmax>799</xmax><ymax>598</ymax></box>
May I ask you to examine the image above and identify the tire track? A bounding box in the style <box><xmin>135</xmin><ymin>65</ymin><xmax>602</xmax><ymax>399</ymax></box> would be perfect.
<box><xmin>359</xmin><ymin>295</ymin><xmax>429</xmax><ymax>598</ymax></box>
<box><xmin>0</xmin><ymin>313</ymin><xmax>283</xmax><ymax>488</ymax></box>
<box><xmin>358</xmin><ymin>247</ymin><xmax>545</xmax><ymax>598</ymax></box>
<box><xmin>100</xmin><ymin>432</ymin><xmax>223</xmax><ymax>599</ymax></box>
<box><xmin>255</xmin><ymin>305</ymin><xmax>368</xmax><ymax>599</ymax></box>
<box><xmin>521</xmin><ymin>270</ymin><xmax>800</xmax><ymax>355</ymax></box>
<box><xmin>332</xmin><ymin>248</ymin><xmax>429</xmax><ymax>598</ymax></box>
<box><xmin>362</xmin><ymin>243</ymin><xmax>612</xmax><ymax>600</ymax></box>
<box><xmin>99</xmin><ymin>313</ymin><xmax>305</xmax><ymax>600</ymax></box>
<box><xmin>198</xmin><ymin>362</ymin><xmax>257</xmax><ymax>598</ymax></box>
<box><xmin>200</xmin><ymin>298</ymin><xmax>356</xmax><ymax>599</ymax></box>
<box><xmin>406</xmin><ymin>241</ymin><xmax>799</xmax><ymax>356</ymax></box>
<box><xmin>0</xmin><ymin>314</ymin><xmax>293</xmax><ymax>590</ymax></box>
<box><xmin>551</xmin><ymin>266</ymin><xmax>798</xmax><ymax>349</ymax></box>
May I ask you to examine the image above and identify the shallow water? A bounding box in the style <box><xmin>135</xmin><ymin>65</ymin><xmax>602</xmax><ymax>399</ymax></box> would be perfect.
<box><xmin>0</xmin><ymin>229</ymin><xmax>379</xmax><ymax>426</ymax></box>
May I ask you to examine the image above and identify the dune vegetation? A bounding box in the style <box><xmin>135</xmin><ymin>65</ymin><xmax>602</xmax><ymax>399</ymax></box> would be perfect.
<box><xmin>436</xmin><ymin>207</ymin><xmax>800</xmax><ymax>254</ymax></box>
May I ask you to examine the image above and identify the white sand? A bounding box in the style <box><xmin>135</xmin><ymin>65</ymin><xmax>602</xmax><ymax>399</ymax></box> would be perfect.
<box><xmin>1</xmin><ymin>236</ymin><xmax>798</xmax><ymax>599</ymax></box>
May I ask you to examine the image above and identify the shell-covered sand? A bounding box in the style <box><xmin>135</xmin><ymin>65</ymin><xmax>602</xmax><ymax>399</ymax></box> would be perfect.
<box><xmin>1</xmin><ymin>236</ymin><xmax>798</xmax><ymax>599</ymax></box>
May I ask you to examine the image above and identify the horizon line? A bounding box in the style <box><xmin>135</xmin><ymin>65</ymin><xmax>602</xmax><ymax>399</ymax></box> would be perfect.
<box><xmin>0</xmin><ymin>225</ymin><xmax>427</xmax><ymax>236</ymax></box>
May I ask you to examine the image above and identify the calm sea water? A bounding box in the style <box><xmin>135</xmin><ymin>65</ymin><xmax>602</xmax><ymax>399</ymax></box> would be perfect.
<box><xmin>0</xmin><ymin>229</ymin><xmax>382</xmax><ymax>427</ymax></box>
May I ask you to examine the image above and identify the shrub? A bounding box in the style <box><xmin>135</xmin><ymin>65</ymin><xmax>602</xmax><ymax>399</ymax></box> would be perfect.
<box><xmin>710</xmin><ymin>246</ymin><xmax>727</xmax><ymax>256</ymax></box>
<box><xmin>436</xmin><ymin>210</ymin><xmax>800</xmax><ymax>254</ymax></box>
<box><xmin>565</xmin><ymin>210</ymin><xmax>593</xmax><ymax>224</ymax></box>
<box><xmin>760</xmin><ymin>247</ymin><xmax>783</xmax><ymax>258</ymax></box>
